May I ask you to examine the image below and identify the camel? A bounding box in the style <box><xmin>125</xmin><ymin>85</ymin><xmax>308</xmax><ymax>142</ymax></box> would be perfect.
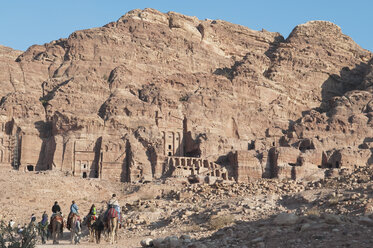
<box><xmin>106</xmin><ymin>216</ymin><xmax>118</xmax><ymax>244</ymax></box>
<box><xmin>104</xmin><ymin>208</ymin><xmax>119</xmax><ymax>244</ymax></box>
<box><xmin>50</xmin><ymin>215</ymin><xmax>63</xmax><ymax>244</ymax></box>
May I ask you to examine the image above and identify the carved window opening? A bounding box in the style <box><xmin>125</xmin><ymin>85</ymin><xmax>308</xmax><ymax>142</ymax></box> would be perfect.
<box><xmin>335</xmin><ymin>161</ymin><xmax>340</xmax><ymax>168</ymax></box>
<box><xmin>26</xmin><ymin>165</ymin><xmax>34</xmax><ymax>171</ymax></box>
<box><xmin>168</xmin><ymin>145</ymin><xmax>172</xmax><ymax>149</ymax></box>
<box><xmin>248</xmin><ymin>140</ymin><xmax>255</xmax><ymax>150</ymax></box>
<box><xmin>168</xmin><ymin>152</ymin><xmax>172</xmax><ymax>156</ymax></box>
<box><xmin>82</xmin><ymin>172</ymin><xmax>87</xmax><ymax>178</ymax></box>
<box><xmin>203</xmin><ymin>161</ymin><xmax>209</xmax><ymax>168</ymax></box>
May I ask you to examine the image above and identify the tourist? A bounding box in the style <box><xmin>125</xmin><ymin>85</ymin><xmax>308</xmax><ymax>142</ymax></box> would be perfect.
<box><xmin>52</xmin><ymin>201</ymin><xmax>61</xmax><ymax>214</ymax></box>
<box><xmin>39</xmin><ymin>212</ymin><xmax>49</xmax><ymax>244</ymax></box>
<box><xmin>17</xmin><ymin>224</ymin><xmax>23</xmax><ymax>235</ymax></box>
<box><xmin>8</xmin><ymin>219</ymin><xmax>15</xmax><ymax>228</ymax></box>
<box><xmin>107</xmin><ymin>194</ymin><xmax>121</xmax><ymax>224</ymax></box>
<box><xmin>41</xmin><ymin>211</ymin><xmax>48</xmax><ymax>225</ymax></box>
<box><xmin>30</xmin><ymin>213</ymin><xmax>36</xmax><ymax>223</ymax></box>
<box><xmin>70</xmin><ymin>200</ymin><xmax>79</xmax><ymax>215</ymax></box>
<box><xmin>88</xmin><ymin>204</ymin><xmax>97</xmax><ymax>219</ymax></box>
<box><xmin>67</xmin><ymin>200</ymin><xmax>79</xmax><ymax>230</ymax></box>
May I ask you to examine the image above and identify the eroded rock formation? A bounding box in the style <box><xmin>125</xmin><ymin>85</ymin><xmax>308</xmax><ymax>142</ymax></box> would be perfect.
<box><xmin>0</xmin><ymin>9</ymin><xmax>372</xmax><ymax>182</ymax></box>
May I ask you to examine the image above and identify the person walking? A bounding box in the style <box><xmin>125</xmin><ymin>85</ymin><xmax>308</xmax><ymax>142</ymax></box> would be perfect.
<box><xmin>8</xmin><ymin>219</ymin><xmax>15</xmax><ymax>229</ymax></box>
<box><xmin>39</xmin><ymin>211</ymin><xmax>49</xmax><ymax>244</ymax></box>
<box><xmin>30</xmin><ymin>214</ymin><xmax>36</xmax><ymax>223</ymax></box>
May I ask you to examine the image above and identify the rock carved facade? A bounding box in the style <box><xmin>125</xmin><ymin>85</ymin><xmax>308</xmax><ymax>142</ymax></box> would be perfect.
<box><xmin>0</xmin><ymin>9</ymin><xmax>372</xmax><ymax>183</ymax></box>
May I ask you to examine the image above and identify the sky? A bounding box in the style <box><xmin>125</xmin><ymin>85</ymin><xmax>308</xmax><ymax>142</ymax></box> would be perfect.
<box><xmin>0</xmin><ymin>0</ymin><xmax>372</xmax><ymax>52</ymax></box>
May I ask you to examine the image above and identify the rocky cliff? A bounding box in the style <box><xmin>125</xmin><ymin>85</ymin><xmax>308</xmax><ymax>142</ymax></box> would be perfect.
<box><xmin>0</xmin><ymin>9</ymin><xmax>372</xmax><ymax>182</ymax></box>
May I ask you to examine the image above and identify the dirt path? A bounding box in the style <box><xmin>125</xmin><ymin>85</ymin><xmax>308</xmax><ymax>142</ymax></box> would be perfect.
<box><xmin>36</xmin><ymin>231</ymin><xmax>142</xmax><ymax>248</ymax></box>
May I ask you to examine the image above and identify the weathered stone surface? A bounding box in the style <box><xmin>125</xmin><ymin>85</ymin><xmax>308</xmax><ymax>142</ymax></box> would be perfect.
<box><xmin>141</xmin><ymin>238</ymin><xmax>153</xmax><ymax>247</ymax></box>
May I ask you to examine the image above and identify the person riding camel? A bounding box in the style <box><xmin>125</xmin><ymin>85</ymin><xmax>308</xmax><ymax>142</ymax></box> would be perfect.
<box><xmin>52</xmin><ymin>201</ymin><xmax>61</xmax><ymax>214</ymax></box>
<box><xmin>51</xmin><ymin>201</ymin><xmax>62</xmax><ymax>226</ymax></box>
<box><xmin>70</xmin><ymin>201</ymin><xmax>79</xmax><ymax>215</ymax></box>
<box><xmin>67</xmin><ymin>200</ymin><xmax>79</xmax><ymax>230</ymax></box>
<box><xmin>88</xmin><ymin>204</ymin><xmax>97</xmax><ymax>220</ymax></box>
<box><xmin>107</xmin><ymin>194</ymin><xmax>121</xmax><ymax>225</ymax></box>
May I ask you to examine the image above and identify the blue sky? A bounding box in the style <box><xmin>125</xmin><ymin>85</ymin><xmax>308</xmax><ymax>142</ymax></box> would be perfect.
<box><xmin>0</xmin><ymin>0</ymin><xmax>372</xmax><ymax>52</ymax></box>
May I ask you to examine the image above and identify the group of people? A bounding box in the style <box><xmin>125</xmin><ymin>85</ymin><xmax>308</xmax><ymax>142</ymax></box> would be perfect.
<box><xmin>6</xmin><ymin>194</ymin><xmax>122</xmax><ymax>244</ymax></box>
<box><xmin>52</xmin><ymin>194</ymin><xmax>121</xmax><ymax>227</ymax></box>
<box><xmin>7</xmin><ymin>219</ymin><xmax>30</xmax><ymax>236</ymax></box>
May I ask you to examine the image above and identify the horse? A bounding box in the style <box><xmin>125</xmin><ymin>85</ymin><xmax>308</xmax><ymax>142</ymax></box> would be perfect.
<box><xmin>50</xmin><ymin>214</ymin><xmax>63</xmax><ymax>244</ymax></box>
<box><xmin>105</xmin><ymin>208</ymin><xmax>119</xmax><ymax>244</ymax></box>
<box><xmin>68</xmin><ymin>214</ymin><xmax>81</xmax><ymax>244</ymax></box>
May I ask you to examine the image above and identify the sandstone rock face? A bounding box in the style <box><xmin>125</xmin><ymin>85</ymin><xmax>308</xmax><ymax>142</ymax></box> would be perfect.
<box><xmin>0</xmin><ymin>9</ymin><xmax>372</xmax><ymax>182</ymax></box>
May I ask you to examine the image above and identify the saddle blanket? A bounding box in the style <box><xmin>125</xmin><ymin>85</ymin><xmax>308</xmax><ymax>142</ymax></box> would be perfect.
<box><xmin>108</xmin><ymin>208</ymin><xmax>118</xmax><ymax>218</ymax></box>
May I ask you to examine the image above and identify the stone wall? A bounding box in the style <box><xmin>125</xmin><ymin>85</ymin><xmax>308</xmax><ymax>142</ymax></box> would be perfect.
<box><xmin>19</xmin><ymin>135</ymin><xmax>43</xmax><ymax>170</ymax></box>
<box><xmin>165</xmin><ymin>156</ymin><xmax>232</xmax><ymax>182</ymax></box>
<box><xmin>229</xmin><ymin>150</ymin><xmax>262</xmax><ymax>182</ymax></box>
<box><xmin>327</xmin><ymin>148</ymin><xmax>372</xmax><ymax>168</ymax></box>
<box><xmin>268</xmin><ymin>147</ymin><xmax>324</xmax><ymax>180</ymax></box>
<box><xmin>100</xmin><ymin>138</ymin><xmax>127</xmax><ymax>182</ymax></box>
<box><xmin>157</xmin><ymin>109</ymin><xmax>185</xmax><ymax>157</ymax></box>
<box><xmin>0</xmin><ymin>130</ymin><xmax>13</xmax><ymax>167</ymax></box>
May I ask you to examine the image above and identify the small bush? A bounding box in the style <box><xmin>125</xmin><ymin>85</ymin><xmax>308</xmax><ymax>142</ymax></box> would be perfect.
<box><xmin>179</xmin><ymin>94</ymin><xmax>189</xmax><ymax>102</ymax></box>
<box><xmin>183</xmin><ymin>224</ymin><xmax>202</xmax><ymax>233</ymax></box>
<box><xmin>305</xmin><ymin>207</ymin><xmax>321</xmax><ymax>217</ymax></box>
<box><xmin>207</xmin><ymin>214</ymin><xmax>235</xmax><ymax>230</ymax></box>
<box><xmin>327</xmin><ymin>196</ymin><xmax>341</xmax><ymax>206</ymax></box>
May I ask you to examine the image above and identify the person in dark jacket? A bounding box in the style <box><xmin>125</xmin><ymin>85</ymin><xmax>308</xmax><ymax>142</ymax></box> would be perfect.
<box><xmin>52</xmin><ymin>201</ymin><xmax>61</xmax><ymax>214</ymax></box>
